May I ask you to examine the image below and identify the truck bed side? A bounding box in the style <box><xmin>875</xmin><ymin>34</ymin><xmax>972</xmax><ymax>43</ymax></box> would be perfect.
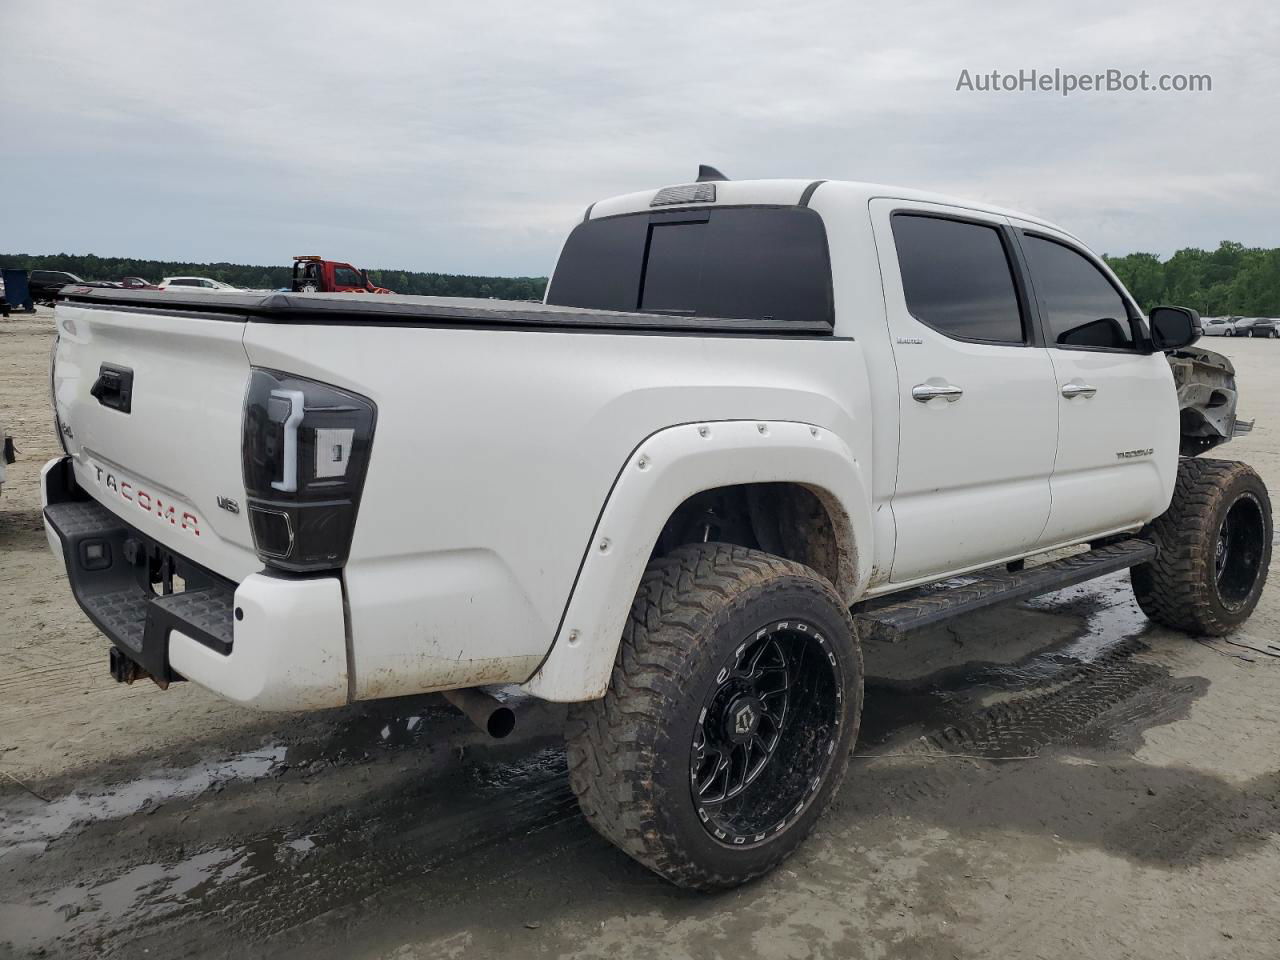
<box><xmin>51</xmin><ymin>288</ymin><xmax>872</xmax><ymax>703</ymax></box>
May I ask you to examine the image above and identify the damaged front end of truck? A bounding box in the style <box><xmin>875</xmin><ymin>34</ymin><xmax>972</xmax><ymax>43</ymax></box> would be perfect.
<box><xmin>1167</xmin><ymin>346</ymin><xmax>1254</xmax><ymax>456</ymax></box>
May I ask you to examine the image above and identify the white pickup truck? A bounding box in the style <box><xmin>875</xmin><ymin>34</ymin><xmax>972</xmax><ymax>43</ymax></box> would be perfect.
<box><xmin>43</xmin><ymin>170</ymin><xmax>1272</xmax><ymax>889</ymax></box>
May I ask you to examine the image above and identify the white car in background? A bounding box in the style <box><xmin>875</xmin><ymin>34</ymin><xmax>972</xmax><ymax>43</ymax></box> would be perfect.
<box><xmin>1201</xmin><ymin>317</ymin><xmax>1237</xmax><ymax>336</ymax></box>
<box><xmin>157</xmin><ymin>277</ymin><xmax>243</xmax><ymax>293</ymax></box>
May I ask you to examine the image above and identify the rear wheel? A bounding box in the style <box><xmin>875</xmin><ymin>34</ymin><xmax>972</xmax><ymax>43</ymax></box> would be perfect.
<box><xmin>1132</xmin><ymin>458</ymin><xmax>1271</xmax><ymax>635</ymax></box>
<box><xmin>566</xmin><ymin>543</ymin><xmax>862</xmax><ymax>890</ymax></box>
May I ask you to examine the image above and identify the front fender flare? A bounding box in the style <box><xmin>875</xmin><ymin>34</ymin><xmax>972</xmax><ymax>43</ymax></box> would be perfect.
<box><xmin>520</xmin><ymin>419</ymin><xmax>873</xmax><ymax>702</ymax></box>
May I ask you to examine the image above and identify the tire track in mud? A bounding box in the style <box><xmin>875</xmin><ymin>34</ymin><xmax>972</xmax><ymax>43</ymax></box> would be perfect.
<box><xmin>840</xmin><ymin>604</ymin><xmax>1280</xmax><ymax>881</ymax></box>
<box><xmin>926</xmin><ymin>638</ymin><xmax>1199</xmax><ymax>759</ymax></box>
<box><xmin>850</xmin><ymin>581</ymin><xmax>1212</xmax><ymax>810</ymax></box>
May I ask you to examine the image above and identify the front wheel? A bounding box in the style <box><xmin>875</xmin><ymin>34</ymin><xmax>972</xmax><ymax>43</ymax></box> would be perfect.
<box><xmin>1132</xmin><ymin>458</ymin><xmax>1271</xmax><ymax>634</ymax></box>
<box><xmin>566</xmin><ymin>543</ymin><xmax>862</xmax><ymax>890</ymax></box>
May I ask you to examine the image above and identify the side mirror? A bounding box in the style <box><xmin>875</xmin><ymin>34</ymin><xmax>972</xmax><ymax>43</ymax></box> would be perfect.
<box><xmin>1149</xmin><ymin>305</ymin><xmax>1201</xmax><ymax>352</ymax></box>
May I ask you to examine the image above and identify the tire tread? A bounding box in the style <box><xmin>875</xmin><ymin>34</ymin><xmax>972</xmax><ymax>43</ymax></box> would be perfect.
<box><xmin>1131</xmin><ymin>457</ymin><xmax>1271</xmax><ymax>635</ymax></box>
<box><xmin>566</xmin><ymin>542</ymin><xmax>859</xmax><ymax>890</ymax></box>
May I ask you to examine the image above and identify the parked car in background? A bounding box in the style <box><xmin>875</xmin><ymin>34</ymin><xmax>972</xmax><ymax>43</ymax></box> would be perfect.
<box><xmin>118</xmin><ymin>276</ymin><xmax>160</xmax><ymax>290</ymax></box>
<box><xmin>26</xmin><ymin>269</ymin><xmax>117</xmax><ymax>304</ymax></box>
<box><xmin>1201</xmin><ymin>317</ymin><xmax>1237</xmax><ymax>336</ymax></box>
<box><xmin>1235</xmin><ymin>317</ymin><xmax>1279</xmax><ymax>338</ymax></box>
<box><xmin>158</xmin><ymin>277</ymin><xmax>243</xmax><ymax>293</ymax></box>
<box><xmin>29</xmin><ymin>269</ymin><xmax>83</xmax><ymax>302</ymax></box>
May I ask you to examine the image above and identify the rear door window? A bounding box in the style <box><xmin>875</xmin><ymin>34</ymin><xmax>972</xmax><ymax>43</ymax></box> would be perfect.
<box><xmin>891</xmin><ymin>214</ymin><xmax>1026</xmax><ymax>344</ymax></box>
<box><xmin>546</xmin><ymin>206</ymin><xmax>833</xmax><ymax>326</ymax></box>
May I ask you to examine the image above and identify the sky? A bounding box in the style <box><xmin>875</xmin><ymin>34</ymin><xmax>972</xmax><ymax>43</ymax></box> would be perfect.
<box><xmin>2</xmin><ymin>0</ymin><xmax>1277</xmax><ymax>277</ymax></box>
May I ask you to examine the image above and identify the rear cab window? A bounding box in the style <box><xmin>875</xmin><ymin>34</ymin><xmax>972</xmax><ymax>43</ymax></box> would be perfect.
<box><xmin>545</xmin><ymin>206</ymin><xmax>834</xmax><ymax>327</ymax></box>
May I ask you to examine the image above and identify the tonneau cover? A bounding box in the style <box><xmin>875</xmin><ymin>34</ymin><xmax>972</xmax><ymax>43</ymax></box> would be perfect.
<box><xmin>58</xmin><ymin>287</ymin><xmax>834</xmax><ymax>336</ymax></box>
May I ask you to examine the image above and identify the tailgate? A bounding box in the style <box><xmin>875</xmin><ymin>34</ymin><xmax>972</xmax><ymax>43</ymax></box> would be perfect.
<box><xmin>52</xmin><ymin>302</ymin><xmax>260</xmax><ymax>581</ymax></box>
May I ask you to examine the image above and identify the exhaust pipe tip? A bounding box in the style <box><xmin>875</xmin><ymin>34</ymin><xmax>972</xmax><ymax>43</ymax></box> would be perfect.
<box><xmin>486</xmin><ymin>706</ymin><xmax>516</xmax><ymax>739</ymax></box>
<box><xmin>442</xmin><ymin>687</ymin><xmax>517</xmax><ymax>739</ymax></box>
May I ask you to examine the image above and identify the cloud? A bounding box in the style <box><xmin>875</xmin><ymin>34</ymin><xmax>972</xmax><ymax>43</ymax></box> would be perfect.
<box><xmin>2</xmin><ymin>0</ymin><xmax>1276</xmax><ymax>274</ymax></box>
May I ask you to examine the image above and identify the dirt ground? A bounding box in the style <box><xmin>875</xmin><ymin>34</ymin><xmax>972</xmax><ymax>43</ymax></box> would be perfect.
<box><xmin>2</xmin><ymin>307</ymin><xmax>1279</xmax><ymax>959</ymax></box>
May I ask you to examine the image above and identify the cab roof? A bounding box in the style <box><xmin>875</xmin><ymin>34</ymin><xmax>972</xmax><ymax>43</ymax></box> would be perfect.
<box><xmin>586</xmin><ymin>177</ymin><xmax>1081</xmax><ymax>245</ymax></box>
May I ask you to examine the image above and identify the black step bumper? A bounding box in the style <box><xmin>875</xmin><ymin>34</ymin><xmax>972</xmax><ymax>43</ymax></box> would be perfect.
<box><xmin>43</xmin><ymin>460</ymin><xmax>236</xmax><ymax>684</ymax></box>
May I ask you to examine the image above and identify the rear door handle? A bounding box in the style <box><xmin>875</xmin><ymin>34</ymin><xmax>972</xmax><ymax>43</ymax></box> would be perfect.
<box><xmin>911</xmin><ymin>382</ymin><xmax>964</xmax><ymax>403</ymax></box>
<box><xmin>1061</xmin><ymin>383</ymin><xmax>1097</xmax><ymax>399</ymax></box>
<box><xmin>90</xmin><ymin>364</ymin><xmax>133</xmax><ymax>413</ymax></box>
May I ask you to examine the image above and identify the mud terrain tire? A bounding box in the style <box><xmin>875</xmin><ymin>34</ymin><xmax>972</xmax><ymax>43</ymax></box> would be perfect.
<box><xmin>1132</xmin><ymin>458</ymin><xmax>1272</xmax><ymax>635</ymax></box>
<box><xmin>566</xmin><ymin>543</ymin><xmax>862</xmax><ymax>890</ymax></box>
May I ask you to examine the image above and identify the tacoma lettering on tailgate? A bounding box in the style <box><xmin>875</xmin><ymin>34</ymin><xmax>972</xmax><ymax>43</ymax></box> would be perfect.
<box><xmin>91</xmin><ymin>463</ymin><xmax>202</xmax><ymax>537</ymax></box>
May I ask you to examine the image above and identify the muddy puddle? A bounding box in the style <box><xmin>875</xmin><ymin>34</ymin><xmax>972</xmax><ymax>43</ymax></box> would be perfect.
<box><xmin>0</xmin><ymin>573</ymin><xmax>1215</xmax><ymax>959</ymax></box>
<box><xmin>858</xmin><ymin>574</ymin><xmax>1193</xmax><ymax>752</ymax></box>
<box><xmin>0</xmin><ymin>746</ymin><xmax>287</xmax><ymax>858</ymax></box>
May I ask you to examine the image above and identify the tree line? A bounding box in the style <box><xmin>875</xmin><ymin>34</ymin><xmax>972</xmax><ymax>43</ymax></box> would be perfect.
<box><xmin>6</xmin><ymin>242</ymin><xmax>1279</xmax><ymax>316</ymax></box>
<box><xmin>1103</xmin><ymin>241</ymin><xmax>1280</xmax><ymax>317</ymax></box>
<box><xmin>0</xmin><ymin>253</ymin><xmax>549</xmax><ymax>301</ymax></box>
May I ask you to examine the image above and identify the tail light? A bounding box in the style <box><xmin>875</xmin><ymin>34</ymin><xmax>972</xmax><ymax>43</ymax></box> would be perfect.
<box><xmin>242</xmin><ymin>368</ymin><xmax>376</xmax><ymax>573</ymax></box>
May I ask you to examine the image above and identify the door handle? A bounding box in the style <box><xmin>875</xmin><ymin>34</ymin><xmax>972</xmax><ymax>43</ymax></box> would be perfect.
<box><xmin>911</xmin><ymin>382</ymin><xmax>964</xmax><ymax>403</ymax></box>
<box><xmin>90</xmin><ymin>364</ymin><xmax>133</xmax><ymax>414</ymax></box>
<box><xmin>1061</xmin><ymin>383</ymin><xmax>1098</xmax><ymax>399</ymax></box>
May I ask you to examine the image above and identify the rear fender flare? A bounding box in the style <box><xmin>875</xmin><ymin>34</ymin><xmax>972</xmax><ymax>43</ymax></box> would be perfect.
<box><xmin>520</xmin><ymin>419</ymin><xmax>873</xmax><ymax>702</ymax></box>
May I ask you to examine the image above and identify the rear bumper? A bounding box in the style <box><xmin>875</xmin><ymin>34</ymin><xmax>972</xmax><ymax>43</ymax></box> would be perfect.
<box><xmin>42</xmin><ymin>457</ymin><xmax>349</xmax><ymax>711</ymax></box>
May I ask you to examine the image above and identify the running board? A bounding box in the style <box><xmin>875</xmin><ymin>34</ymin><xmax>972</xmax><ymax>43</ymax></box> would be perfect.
<box><xmin>854</xmin><ymin>539</ymin><xmax>1157</xmax><ymax>643</ymax></box>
